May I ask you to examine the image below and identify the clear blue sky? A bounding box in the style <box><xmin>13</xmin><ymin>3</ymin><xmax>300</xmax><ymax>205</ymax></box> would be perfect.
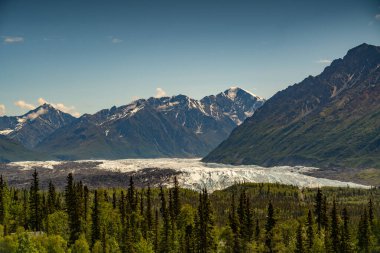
<box><xmin>1</xmin><ymin>0</ymin><xmax>379</xmax><ymax>116</ymax></box>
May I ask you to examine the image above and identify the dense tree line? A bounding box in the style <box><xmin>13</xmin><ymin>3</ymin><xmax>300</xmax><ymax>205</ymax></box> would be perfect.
<box><xmin>0</xmin><ymin>170</ymin><xmax>378</xmax><ymax>252</ymax></box>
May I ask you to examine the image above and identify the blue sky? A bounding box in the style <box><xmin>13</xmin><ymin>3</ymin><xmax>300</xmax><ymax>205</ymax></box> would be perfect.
<box><xmin>1</xmin><ymin>0</ymin><xmax>380</xmax><ymax>116</ymax></box>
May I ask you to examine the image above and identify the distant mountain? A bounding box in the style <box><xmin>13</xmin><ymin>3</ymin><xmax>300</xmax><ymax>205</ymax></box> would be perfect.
<box><xmin>203</xmin><ymin>43</ymin><xmax>380</xmax><ymax>169</ymax></box>
<box><xmin>0</xmin><ymin>104</ymin><xmax>76</xmax><ymax>149</ymax></box>
<box><xmin>36</xmin><ymin>88</ymin><xmax>265</xmax><ymax>160</ymax></box>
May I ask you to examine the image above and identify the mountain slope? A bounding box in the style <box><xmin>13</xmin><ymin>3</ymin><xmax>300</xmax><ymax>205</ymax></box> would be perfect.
<box><xmin>37</xmin><ymin>88</ymin><xmax>264</xmax><ymax>159</ymax></box>
<box><xmin>0</xmin><ymin>136</ymin><xmax>45</xmax><ymax>162</ymax></box>
<box><xmin>203</xmin><ymin>43</ymin><xmax>380</xmax><ymax>169</ymax></box>
<box><xmin>0</xmin><ymin>104</ymin><xmax>76</xmax><ymax>148</ymax></box>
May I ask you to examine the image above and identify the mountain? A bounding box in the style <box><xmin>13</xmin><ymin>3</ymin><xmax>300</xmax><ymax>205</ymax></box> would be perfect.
<box><xmin>203</xmin><ymin>43</ymin><xmax>380</xmax><ymax>169</ymax></box>
<box><xmin>0</xmin><ymin>136</ymin><xmax>44</xmax><ymax>162</ymax></box>
<box><xmin>36</xmin><ymin>88</ymin><xmax>265</xmax><ymax>160</ymax></box>
<box><xmin>0</xmin><ymin>104</ymin><xmax>76</xmax><ymax>149</ymax></box>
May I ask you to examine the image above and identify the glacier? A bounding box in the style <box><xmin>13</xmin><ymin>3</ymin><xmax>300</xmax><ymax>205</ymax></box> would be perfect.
<box><xmin>7</xmin><ymin>158</ymin><xmax>368</xmax><ymax>192</ymax></box>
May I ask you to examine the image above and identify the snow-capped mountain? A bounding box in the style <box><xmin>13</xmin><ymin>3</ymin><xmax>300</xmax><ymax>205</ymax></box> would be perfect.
<box><xmin>35</xmin><ymin>87</ymin><xmax>265</xmax><ymax>160</ymax></box>
<box><xmin>201</xmin><ymin>87</ymin><xmax>265</xmax><ymax>125</ymax></box>
<box><xmin>0</xmin><ymin>104</ymin><xmax>76</xmax><ymax>148</ymax></box>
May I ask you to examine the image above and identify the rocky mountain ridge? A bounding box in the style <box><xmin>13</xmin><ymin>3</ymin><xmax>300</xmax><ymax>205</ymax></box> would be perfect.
<box><xmin>203</xmin><ymin>43</ymin><xmax>380</xmax><ymax>169</ymax></box>
<box><xmin>0</xmin><ymin>88</ymin><xmax>265</xmax><ymax>160</ymax></box>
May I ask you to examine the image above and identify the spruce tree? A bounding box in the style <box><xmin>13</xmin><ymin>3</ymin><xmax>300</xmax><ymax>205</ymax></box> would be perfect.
<box><xmin>65</xmin><ymin>173</ymin><xmax>81</xmax><ymax>244</ymax></box>
<box><xmin>295</xmin><ymin>223</ymin><xmax>304</xmax><ymax>253</ymax></box>
<box><xmin>196</xmin><ymin>189</ymin><xmax>216</xmax><ymax>253</ymax></box>
<box><xmin>76</xmin><ymin>181</ymin><xmax>85</xmax><ymax>220</ymax></box>
<box><xmin>140</xmin><ymin>190</ymin><xmax>144</xmax><ymax>216</ymax></box>
<box><xmin>314</xmin><ymin>188</ymin><xmax>323</xmax><ymax>231</ymax></box>
<box><xmin>330</xmin><ymin>199</ymin><xmax>340</xmax><ymax>253</ymax></box>
<box><xmin>154</xmin><ymin>209</ymin><xmax>159</xmax><ymax>253</ymax></box>
<box><xmin>173</xmin><ymin>176</ymin><xmax>181</xmax><ymax>221</ymax></box>
<box><xmin>22</xmin><ymin>189</ymin><xmax>28</xmax><ymax>230</ymax></box>
<box><xmin>168</xmin><ymin>189</ymin><xmax>176</xmax><ymax>248</ymax></box>
<box><xmin>41</xmin><ymin>193</ymin><xmax>48</xmax><ymax>229</ymax></box>
<box><xmin>84</xmin><ymin>185</ymin><xmax>89</xmax><ymax>221</ymax></box>
<box><xmin>357</xmin><ymin>208</ymin><xmax>370</xmax><ymax>253</ymax></box>
<box><xmin>159</xmin><ymin>186</ymin><xmax>170</xmax><ymax>252</ymax></box>
<box><xmin>128</xmin><ymin>177</ymin><xmax>136</xmax><ymax>212</ymax></box>
<box><xmin>341</xmin><ymin>207</ymin><xmax>352</xmax><ymax>253</ymax></box>
<box><xmin>228</xmin><ymin>193</ymin><xmax>241</xmax><ymax>253</ymax></box>
<box><xmin>146</xmin><ymin>185</ymin><xmax>153</xmax><ymax>232</ymax></box>
<box><xmin>91</xmin><ymin>190</ymin><xmax>100</xmax><ymax>247</ymax></box>
<box><xmin>112</xmin><ymin>191</ymin><xmax>117</xmax><ymax>209</ymax></box>
<box><xmin>368</xmin><ymin>198</ymin><xmax>374</xmax><ymax>226</ymax></box>
<box><xmin>265</xmin><ymin>202</ymin><xmax>276</xmax><ymax>253</ymax></box>
<box><xmin>29</xmin><ymin>169</ymin><xmax>41</xmax><ymax>231</ymax></box>
<box><xmin>245</xmin><ymin>196</ymin><xmax>254</xmax><ymax>242</ymax></box>
<box><xmin>237</xmin><ymin>191</ymin><xmax>247</xmax><ymax>241</ymax></box>
<box><xmin>119</xmin><ymin>190</ymin><xmax>126</xmax><ymax>253</ymax></box>
<box><xmin>306</xmin><ymin>209</ymin><xmax>314</xmax><ymax>250</ymax></box>
<box><xmin>47</xmin><ymin>180</ymin><xmax>56</xmax><ymax>214</ymax></box>
<box><xmin>0</xmin><ymin>175</ymin><xmax>6</xmax><ymax>225</ymax></box>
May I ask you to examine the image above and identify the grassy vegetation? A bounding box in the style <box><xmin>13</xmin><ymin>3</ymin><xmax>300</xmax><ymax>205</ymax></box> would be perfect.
<box><xmin>356</xmin><ymin>169</ymin><xmax>380</xmax><ymax>186</ymax></box>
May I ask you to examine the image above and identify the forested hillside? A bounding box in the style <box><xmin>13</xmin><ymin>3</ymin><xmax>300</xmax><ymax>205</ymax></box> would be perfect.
<box><xmin>0</xmin><ymin>171</ymin><xmax>379</xmax><ymax>252</ymax></box>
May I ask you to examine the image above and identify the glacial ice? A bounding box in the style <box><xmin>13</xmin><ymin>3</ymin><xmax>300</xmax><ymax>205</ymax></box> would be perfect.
<box><xmin>9</xmin><ymin>158</ymin><xmax>368</xmax><ymax>192</ymax></box>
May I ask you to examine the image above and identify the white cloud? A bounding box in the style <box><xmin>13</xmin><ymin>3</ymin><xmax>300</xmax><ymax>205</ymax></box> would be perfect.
<box><xmin>0</xmin><ymin>104</ymin><xmax>5</xmax><ymax>116</ymax></box>
<box><xmin>375</xmin><ymin>14</ymin><xmax>380</xmax><ymax>20</ymax></box>
<box><xmin>3</xmin><ymin>36</ymin><xmax>24</xmax><ymax>44</ymax></box>
<box><xmin>38</xmin><ymin>98</ymin><xmax>48</xmax><ymax>105</ymax></box>
<box><xmin>25</xmin><ymin>108</ymin><xmax>47</xmax><ymax>121</ymax></box>
<box><xmin>38</xmin><ymin>98</ymin><xmax>81</xmax><ymax>117</ymax></box>
<box><xmin>14</xmin><ymin>100</ymin><xmax>35</xmax><ymax>110</ymax></box>
<box><xmin>55</xmin><ymin>103</ymin><xmax>81</xmax><ymax>117</ymax></box>
<box><xmin>111</xmin><ymin>37</ymin><xmax>123</xmax><ymax>43</ymax></box>
<box><xmin>155</xmin><ymin>88</ymin><xmax>167</xmax><ymax>98</ymax></box>
<box><xmin>316</xmin><ymin>59</ymin><xmax>332</xmax><ymax>64</ymax></box>
<box><xmin>17</xmin><ymin>107</ymin><xmax>48</xmax><ymax>123</ymax></box>
<box><xmin>131</xmin><ymin>96</ymin><xmax>140</xmax><ymax>101</ymax></box>
<box><xmin>108</xmin><ymin>36</ymin><xmax>123</xmax><ymax>44</ymax></box>
<box><xmin>14</xmin><ymin>98</ymin><xmax>80</xmax><ymax>117</ymax></box>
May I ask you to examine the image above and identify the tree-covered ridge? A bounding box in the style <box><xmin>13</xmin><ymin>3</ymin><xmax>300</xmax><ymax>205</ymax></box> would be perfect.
<box><xmin>0</xmin><ymin>171</ymin><xmax>378</xmax><ymax>252</ymax></box>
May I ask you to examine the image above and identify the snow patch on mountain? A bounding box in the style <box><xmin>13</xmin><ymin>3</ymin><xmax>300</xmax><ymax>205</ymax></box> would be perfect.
<box><xmin>100</xmin><ymin>103</ymin><xmax>145</xmax><ymax>125</ymax></box>
<box><xmin>227</xmin><ymin>87</ymin><xmax>238</xmax><ymax>100</ymax></box>
<box><xmin>0</xmin><ymin>129</ymin><xmax>13</xmax><ymax>135</ymax></box>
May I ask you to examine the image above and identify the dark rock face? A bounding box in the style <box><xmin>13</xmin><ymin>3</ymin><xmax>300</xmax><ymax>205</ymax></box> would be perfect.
<box><xmin>0</xmin><ymin>116</ymin><xmax>18</xmax><ymax>130</ymax></box>
<box><xmin>0</xmin><ymin>104</ymin><xmax>76</xmax><ymax>149</ymax></box>
<box><xmin>36</xmin><ymin>88</ymin><xmax>264</xmax><ymax>160</ymax></box>
<box><xmin>203</xmin><ymin>43</ymin><xmax>380</xmax><ymax>169</ymax></box>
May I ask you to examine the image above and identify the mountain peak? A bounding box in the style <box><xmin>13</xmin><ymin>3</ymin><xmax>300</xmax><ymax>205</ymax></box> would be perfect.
<box><xmin>20</xmin><ymin>103</ymin><xmax>64</xmax><ymax>122</ymax></box>
<box><xmin>344</xmin><ymin>43</ymin><xmax>380</xmax><ymax>60</ymax></box>
<box><xmin>39</xmin><ymin>103</ymin><xmax>55</xmax><ymax>110</ymax></box>
<box><xmin>1</xmin><ymin>103</ymin><xmax>77</xmax><ymax>149</ymax></box>
<box><xmin>223</xmin><ymin>87</ymin><xmax>264</xmax><ymax>101</ymax></box>
<box><xmin>203</xmin><ymin>43</ymin><xmax>380</xmax><ymax>168</ymax></box>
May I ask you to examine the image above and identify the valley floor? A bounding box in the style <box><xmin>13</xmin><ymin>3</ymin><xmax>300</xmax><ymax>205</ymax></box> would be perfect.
<box><xmin>0</xmin><ymin>158</ymin><xmax>369</xmax><ymax>191</ymax></box>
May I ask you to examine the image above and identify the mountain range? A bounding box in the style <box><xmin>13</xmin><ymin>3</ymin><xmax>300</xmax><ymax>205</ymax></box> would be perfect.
<box><xmin>1</xmin><ymin>43</ymin><xmax>379</xmax><ymax>169</ymax></box>
<box><xmin>0</xmin><ymin>88</ymin><xmax>264</xmax><ymax>161</ymax></box>
<box><xmin>203</xmin><ymin>43</ymin><xmax>380</xmax><ymax>169</ymax></box>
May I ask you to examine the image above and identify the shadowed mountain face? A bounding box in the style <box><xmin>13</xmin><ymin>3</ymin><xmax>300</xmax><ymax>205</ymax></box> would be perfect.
<box><xmin>0</xmin><ymin>104</ymin><xmax>76</xmax><ymax>149</ymax></box>
<box><xmin>31</xmin><ymin>88</ymin><xmax>264</xmax><ymax>160</ymax></box>
<box><xmin>203</xmin><ymin>43</ymin><xmax>380</xmax><ymax>169</ymax></box>
<box><xmin>0</xmin><ymin>136</ymin><xmax>45</xmax><ymax>162</ymax></box>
